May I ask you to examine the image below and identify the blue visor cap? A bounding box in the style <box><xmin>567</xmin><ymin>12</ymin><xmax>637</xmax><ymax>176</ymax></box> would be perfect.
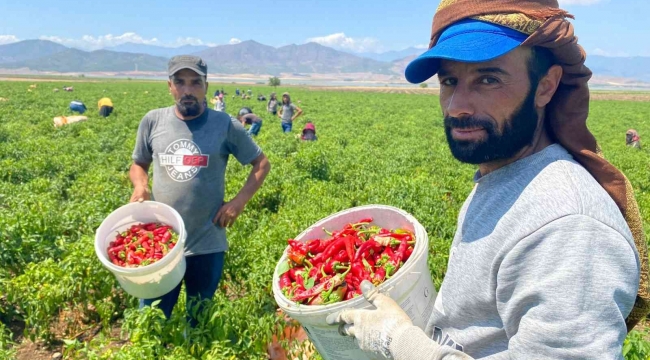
<box><xmin>405</xmin><ymin>19</ymin><xmax>529</xmax><ymax>84</ymax></box>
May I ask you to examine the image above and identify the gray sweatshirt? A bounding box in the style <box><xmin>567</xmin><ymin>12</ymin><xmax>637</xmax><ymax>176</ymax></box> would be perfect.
<box><xmin>391</xmin><ymin>144</ymin><xmax>640</xmax><ymax>360</ymax></box>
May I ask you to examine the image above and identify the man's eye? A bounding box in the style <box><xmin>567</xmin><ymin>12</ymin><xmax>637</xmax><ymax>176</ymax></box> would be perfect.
<box><xmin>480</xmin><ymin>77</ymin><xmax>499</xmax><ymax>84</ymax></box>
<box><xmin>440</xmin><ymin>78</ymin><xmax>457</xmax><ymax>86</ymax></box>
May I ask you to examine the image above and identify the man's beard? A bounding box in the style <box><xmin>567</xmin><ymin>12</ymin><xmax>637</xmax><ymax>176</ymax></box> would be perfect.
<box><xmin>176</xmin><ymin>95</ymin><xmax>203</xmax><ymax>117</ymax></box>
<box><xmin>444</xmin><ymin>86</ymin><xmax>539</xmax><ymax>165</ymax></box>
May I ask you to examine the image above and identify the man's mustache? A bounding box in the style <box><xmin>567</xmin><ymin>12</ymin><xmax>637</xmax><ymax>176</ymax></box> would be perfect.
<box><xmin>444</xmin><ymin>116</ymin><xmax>495</xmax><ymax>132</ymax></box>
<box><xmin>180</xmin><ymin>95</ymin><xmax>198</xmax><ymax>102</ymax></box>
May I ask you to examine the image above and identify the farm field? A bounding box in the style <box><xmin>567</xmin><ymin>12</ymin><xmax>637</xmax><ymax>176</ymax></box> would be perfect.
<box><xmin>1</xmin><ymin>80</ymin><xmax>650</xmax><ymax>359</ymax></box>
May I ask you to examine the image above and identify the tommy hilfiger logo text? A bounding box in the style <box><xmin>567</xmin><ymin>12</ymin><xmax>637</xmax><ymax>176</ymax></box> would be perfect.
<box><xmin>159</xmin><ymin>139</ymin><xmax>209</xmax><ymax>182</ymax></box>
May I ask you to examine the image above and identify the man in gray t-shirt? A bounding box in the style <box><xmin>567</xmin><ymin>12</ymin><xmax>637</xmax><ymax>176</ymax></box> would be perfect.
<box><xmin>327</xmin><ymin>7</ymin><xmax>644</xmax><ymax>360</ymax></box>
<box><xmin>277</xmin><ymin>92</ymin><xmax>303</xmax><ymax>133</ymax></box>
<box><xmin>130</xmin><ymin>55</ymin><xmax>271</xmax><ymax>325</ymax></box>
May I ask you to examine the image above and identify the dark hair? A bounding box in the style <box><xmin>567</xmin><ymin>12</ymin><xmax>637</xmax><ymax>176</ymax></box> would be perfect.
<box><xmin>528</xmin><ymin>46</ymin><xmax>555</xmax><ymax>85</ymax></box>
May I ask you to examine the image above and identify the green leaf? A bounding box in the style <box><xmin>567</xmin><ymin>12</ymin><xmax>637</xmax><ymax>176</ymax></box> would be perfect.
<box><xmin>304</xmin><ymin>278</ymin><xmax>315</xmax><ymax>290</ymax></box>
<box><xmin>277</xmin><ymin>261</ymin><xmax>290</xmax><ymax>276</ymax></box>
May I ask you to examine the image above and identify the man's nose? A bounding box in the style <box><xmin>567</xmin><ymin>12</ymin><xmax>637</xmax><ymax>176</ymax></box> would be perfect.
<box><xmin>444</xmin><ymin>84</ymin><xmax>475</xmax><ymax>119</ymax></box>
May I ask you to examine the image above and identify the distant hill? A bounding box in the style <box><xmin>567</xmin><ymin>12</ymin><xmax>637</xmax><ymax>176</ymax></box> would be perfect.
<box><xmin>105</xmin><ymin>42</ymin><xmax>210</xmax><ymax>58</ymax></box>
<box><xmin>0</xmin><ymin>40</ymin><xmax>68</xmax><ymax>64</ymax></box>
<box><xmin>391</xmin><ymin>54</ymin><xmax>418</xmax><ymax>75</ymax></box>
<box><xmin>195</xmin><ymin>40</ymin><xmax>393</xmax><ymax>75</ymax></box>
<box><xmin>357</xmin><ymin>47</ymin><xmax>424</xmax><ymax>62</ymax></box>
<box><xmin>1</xmin><ymin>39</ymin><xmax>649</xmax><ymax>83</ymax></box>
<box><xmin>586</xmin><ymin>55</ymin><xmax>650</xmax><ymax>83</ymax></box>
<box><xmin>1</xmin><ymin>47</ymin><xmax>168</xmax><ymax>72</ymax></box>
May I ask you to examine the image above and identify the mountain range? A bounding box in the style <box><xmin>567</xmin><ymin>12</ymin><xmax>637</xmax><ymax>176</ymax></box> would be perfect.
<box><xmin>0</xmin><ymin>39</ymin><xmax>648</xmax><ymax>83</ymax></box>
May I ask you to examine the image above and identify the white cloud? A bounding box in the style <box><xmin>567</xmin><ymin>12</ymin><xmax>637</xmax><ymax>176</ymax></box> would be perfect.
<box><xmin>306</xmin><ymin>32</ymin><xmax>383</xmax><ymax>53</ymax></box>
<box><xmin>172</xmin><ymin>37</ymin><xmax>209</xmax><ymax>47</ymax></box>
<box><xmin>592</xmin><ymin>48</ymin><xmax>630</xmax><ymax>57</ymax></box>
<box><xmin>229</xmin><ymin>38</ymin><xmax>242</xmax><ymax>45</ymax></box>
<box><xmin>558</xmin><ymin>0</ymin><xmax>604</xmax><ymax>5</ymax></box>
<box><xmin>40</xmin><ymin>32</ymin><xmax>161</xmax><ymax>50</ymax></box>
<box><xmin>38</xmin><ymin>32</ymin><xmax>220</xmax><ymax>50</ymax></box>
<box><xmin>0</xmin><ymin>35</ymin><xmax>20</xmax><ymax>45</ymax></box>
<box><xmin>414</xmin><ymin>44</ymin><xmax>428</xmax><ymax>49</ymax></box>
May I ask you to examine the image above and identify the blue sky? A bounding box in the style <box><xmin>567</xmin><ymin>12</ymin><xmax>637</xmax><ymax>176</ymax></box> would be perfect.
<box><xmin>0</xmin><ymin>0</ymin><xmax>647</xmax><ymax>56</ymax></box>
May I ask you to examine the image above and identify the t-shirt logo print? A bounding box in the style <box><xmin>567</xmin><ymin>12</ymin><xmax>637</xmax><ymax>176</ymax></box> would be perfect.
<box><xmin>159</xmin><ymin>139</ymin><xmax>209</xmax><ymax>182</ymax></box>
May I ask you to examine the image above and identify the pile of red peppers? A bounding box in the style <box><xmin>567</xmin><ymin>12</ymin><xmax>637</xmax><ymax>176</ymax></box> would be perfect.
<box><xmin>277</xmin><ymin>218</ymin><xmax>415</xmax><ymax>305</ymax></box>
<box><xmin>106</xmin><ymin>222</ymin><xmax>179</xmax><ymax>268</ymax></box>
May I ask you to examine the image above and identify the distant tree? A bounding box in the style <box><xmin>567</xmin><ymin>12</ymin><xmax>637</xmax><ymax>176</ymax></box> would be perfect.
<box><xmin>269</xmin><ymin>76</ymin><xmax>281</xmax><ymax>88</ymax></box>
<box><xmin>419</xmin><ymin>83</ymin><xmax>428</xmax><ymax>88</ymax></box>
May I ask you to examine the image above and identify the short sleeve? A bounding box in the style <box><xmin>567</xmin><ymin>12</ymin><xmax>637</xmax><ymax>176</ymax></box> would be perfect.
<box><xmin>226</xmin><ymin>117</ymin><xmax>262</xmax><ymax>165</ymax></box>
<box><xmin>132</xmin><ymin>114</ymin><xmax>154</xmax><ymax>165</ymax></box>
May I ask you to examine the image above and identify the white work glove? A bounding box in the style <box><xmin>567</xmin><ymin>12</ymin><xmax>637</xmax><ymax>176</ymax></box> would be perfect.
<box><xmin>326</xmin><ymin>280</ymin><xmax>413</xmax><ymax>359</ymax></box>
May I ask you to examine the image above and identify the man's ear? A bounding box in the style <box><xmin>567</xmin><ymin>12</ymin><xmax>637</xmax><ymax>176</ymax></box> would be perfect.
<box><xmin>535</xmin><ymin>65</ymin><xmax>563</xmax><ymax>108</ymax></box>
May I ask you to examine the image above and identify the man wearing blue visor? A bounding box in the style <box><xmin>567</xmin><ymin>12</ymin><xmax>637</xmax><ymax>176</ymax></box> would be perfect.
<box><xmin>327</xmin><ymin>1</ymin><xmax>649</xmax><ymax>359</ymax></box>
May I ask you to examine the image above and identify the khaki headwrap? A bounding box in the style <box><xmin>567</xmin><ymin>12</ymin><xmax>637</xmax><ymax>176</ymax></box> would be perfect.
<box><xmin>428</xmin><ymin>0</ymin><xmax>649</xmax><ymax>331</ymax></box>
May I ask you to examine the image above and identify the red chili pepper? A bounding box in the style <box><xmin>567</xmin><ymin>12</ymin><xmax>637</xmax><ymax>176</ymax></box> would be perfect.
<box><xmin>109</xmin><ymin>244</ymin><xmax>125</xmax><ymax>253</ymax></box>
<box><xmin>288</xmin><ymin>267</ymin><xmax>303</xmax><ymax>281</ymax></box>
<box><xmin>404</xmin><ymin>246</ymin><xmax>414</xmax><ymax>262</ymax></box>
<box><xmin>279</xmin><ymin>272</ymin><xmax>292</xmax><ymax>290</ymax></box>
<box><xmin>353</xmin><ymin>239</ymin><xmax>380</xmax><ymax>262</ymax></box>
<box><xmin>311</xmin><ymin>237</ymin><xmax>347</xmax><ymax>264</ymax></box>
<box><xmin>357</xmin><ymin>218</ymin><xmax>373</xmax><ymax>224</ymax></box>
<box><xmin>292</xmin><ymin>272</ymin><xmax>346</xmax><ymax>302</ymax></box>
<box><xmin>345</xmin><ymin>236</ymin><xmax>355</xmax><ymax>263</ymax></box>
<box><xmin>161</xmin><ymin>231</ymin><xmax>172</xmax><ymax>244</ymax></box>
<box><xmin>332</xmin><ymin>249</ymin><xmax>348</xmax><ymax>263</ymax></box>
<box><xmin>372</xmin><ymin>267</ymin><xmax>386</xmax><ymax>285</ymax></box>
<box><xmin>288</xmin><ymin>239</ymin><xmax>308</xmax><ymax>255</ymax></box>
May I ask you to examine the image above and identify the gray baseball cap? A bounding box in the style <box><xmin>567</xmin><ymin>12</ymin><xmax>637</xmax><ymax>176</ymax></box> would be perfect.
<box><xmin>168</xmin><ymin>55</ymin><xmax>207</xmax><ymax>77</ymax></box>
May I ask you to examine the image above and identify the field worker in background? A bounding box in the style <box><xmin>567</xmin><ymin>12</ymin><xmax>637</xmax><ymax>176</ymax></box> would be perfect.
<box><xmin>69</xmin><ymin>100</ymin><xmax>86</xmax><ymax>114</ymax></box>
<box><xmin>236</xmin><ymin>88</ymin><xmax>240</xmax><ymax>96</ymax></box>
<box><xmin>300</xmin><ymin>122</ymin><xmax>317</xmax><ymax>141</ymax></box>
<box><xmin>237</xmin><ymin>107</ymin><xmax>263</xmax><ymax>136</ymax></box>
<box><xmin>98</xmin><ymin>97</ymin><xmax>114</xmax><ymax>117</ymax></box>
<box><xmin>267</xmin><ymin>93</ymin><xmax>279</xmax><ymax>116</ymax></box>
<box><xmin>277</xmin><ymin>92</ymin><xmax>303</xmax><ymax>133</ymax></box>
<box><xmin>626</xmin><ymin>129</ymin><xmax>641</xmax><ymax>149</ymax></box>
<box><xmin>327</xmin><ymin>1</ymin><xmax>649</xmax><ymax>359</ymax></box>
<box><xmin>129</xmin><ymin>55</ymin><xmax>271</xmax><ymax>326</ymax></box>
<box><xmin>214</xmin><ymin>93</ymin><xmax>226</xmax><ymax>112</ymax></box>
<box><xmin>247</xmin><ymin>89</ymin><xmax>252</xmax><ymax>96</ymax></box>
<box><xmin>214</xmin><ymin>89</ymin><xmax>221</xmax><ymax>98</ymax></box>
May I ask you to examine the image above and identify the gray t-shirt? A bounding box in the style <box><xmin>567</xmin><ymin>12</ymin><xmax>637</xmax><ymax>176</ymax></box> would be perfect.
<box><xmin>268</xmin><ymin>99</ymin><xmax>278</xmax><ymax>112</ymax></box>
<box><xmin>280</xmin><ymin>103</ymin><xmax>297</xmax><ymax>123</ymax></box>
<box><xmin>132</xmin><ymin>106</ymin><xmax>262</xmax><ymax>256</ymax></box>
<box><xmin>390</xmin><ymin>144</ymin><xmax>640</xmax><ymax>360</ymax></box>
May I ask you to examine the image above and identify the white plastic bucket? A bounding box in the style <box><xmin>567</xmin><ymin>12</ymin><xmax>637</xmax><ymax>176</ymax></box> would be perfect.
<box><xmin>272</xmin><ymin>205</ymin><xmax>437</xmax><ymax>360</ymax></box>
<box><xmin>95</xmin><ymin>201</ymin><xmax>187</xmax><ymax>299</ymax></box>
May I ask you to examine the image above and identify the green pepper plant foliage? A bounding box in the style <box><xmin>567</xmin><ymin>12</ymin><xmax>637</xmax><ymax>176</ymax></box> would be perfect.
<box><xmin>1</xmin><ymin>81</ymin><xmax>649</xmax><ymax>359</ymax></box>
